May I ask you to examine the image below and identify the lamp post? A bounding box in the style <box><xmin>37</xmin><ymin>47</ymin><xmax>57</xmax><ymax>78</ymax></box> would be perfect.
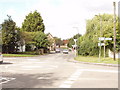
<box><xmin>74</xmin><ymin>39</ymin><xmax>77</xmax><ymax>57</ymax></box>
<box><xmin>73</xmin><ymin>27</ymin><xmax>79</xmax><ymax>57</ymax></box>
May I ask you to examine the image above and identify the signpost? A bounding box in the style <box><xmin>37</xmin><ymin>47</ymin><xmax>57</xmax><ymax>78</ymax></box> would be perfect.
<box><xmin>98</xmin><ymin>37</ymin><xmax>112</xmax><ymax>58</ymax></box>
<box><xmin>74</xmin><ymin>39</ymin><xmax>77</xmax><ymax>57</ymax></box>
<box><xmin>99</xmin><ymin>37</ymin><xmax>105</xmax><ymax>41</ymax></box>
<box><xmin>98</xmin><ymin>43</ymin><xmax>105</xmax><ymax>46</ymax></box>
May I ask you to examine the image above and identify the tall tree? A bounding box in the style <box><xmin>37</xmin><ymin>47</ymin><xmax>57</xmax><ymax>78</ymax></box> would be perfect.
<box><xmin>2</xmin><ymin>15</ymin><xmax>20</xmax><ymax>53</ymax></box>
<box><xmin>78</xmin><ymin>14</ymin><xmax>120</xmax><ymax>56</ymax></box>
<box><xmin>22</xmin><ymin>10</ymin><xmax>45</xmax><ymax>32</ymax></box>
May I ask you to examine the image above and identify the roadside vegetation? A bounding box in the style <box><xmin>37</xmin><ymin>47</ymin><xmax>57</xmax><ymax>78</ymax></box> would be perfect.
<box><xmin>77</xmin><ymin>14</ymin><xmax>120</xmax><ymax>56</ymax></box>
<box><xmin>3</xmin><ymin>51</ymin><xmax>39</xmax><ymax>57</ymax></box>
<box><xmin>75</xmin><ymin>56</ymin><xmax>119</xmax><ymax>64</ymax></box>
<box><xmin>3</xmin><ymin>54</ymin><xmax>37</xmax><ymax>57</ymax></box>
<box><xmin>67</xmin><ymin>14</ymin><xmax>120</xmax><ymax>64</ymax></box>
<box><xmin>1</xmin><ymin>11</ymin><xmax>51</xmax><ymax>55</ymax></box>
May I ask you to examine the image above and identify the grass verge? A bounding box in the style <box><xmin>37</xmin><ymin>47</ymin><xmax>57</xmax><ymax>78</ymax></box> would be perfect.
<box><xmin>3</xmin><ymin>54</ymin><xmax>37</xmax><ymax>57</ymax></box>
<box><xmin>75</xmin><ymin>55</ymin><xmax>119</xmax><ymax>64</ymax></box>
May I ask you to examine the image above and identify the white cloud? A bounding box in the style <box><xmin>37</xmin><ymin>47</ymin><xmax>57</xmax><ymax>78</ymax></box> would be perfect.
<box><xmin>0</xmin><ymin>0</ymin><xmax>119</xmax><ymax>39</ymax></box>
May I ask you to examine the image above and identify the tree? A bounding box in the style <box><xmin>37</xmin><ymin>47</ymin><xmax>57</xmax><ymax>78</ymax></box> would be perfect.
<box><xmin>2</xmin><ymin>15</ymin><xmax>20</xmax><ymax>53</ymax></box>
<box><xmin>33</xmin><ymin>31</ymin><xmax>49</xmax><ymax>49</ymax></box>
<box><xmin>22</xmin><ymin>10</ymin><xmax>45</xmax><ymax>32</ymax></box>
<box><xmin>67</xmin><ymin>34</ymin><xmax>81</xmax><ymax>48</ymax></box>
<box><xmin>54</xmin><ymin>37</ymin><xmax>63</xmax><ymax>46</ymax></box>
<box><xmin>78</xmin><ymin>14</ymin><xmax>120</xmax><ymax>56</ymax></box>
<box><xmin>67</xmin><ymin>38</ymin><xmax>74</xmax><ymax>48</ymax></box>
<box><xmin>73</xmin><ymin>34</ymin><xmax>82</xmax><ymax>39</ymax></box>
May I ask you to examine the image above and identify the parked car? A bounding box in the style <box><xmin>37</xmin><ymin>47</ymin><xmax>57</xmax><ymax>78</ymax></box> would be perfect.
<box><xmin>55</xmin><ymin>48</ymin><xmax>60</xmax><ymax>53</ymax></box>
<box><xmin>0</xmin><ymin>53</ymin><xmax>3</xmax><ymax>63</ymax></box>
<box><xmin>63</xmin><ymin>49</ymin><xmax>69</xmax><ymax>54</ymax></box>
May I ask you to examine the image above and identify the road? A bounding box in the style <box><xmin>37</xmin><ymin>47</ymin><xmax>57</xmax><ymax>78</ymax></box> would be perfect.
<box><xmin>0</xmin><ymin>51</ymin><xmax>118</xmax><ymax>88</ymax></box>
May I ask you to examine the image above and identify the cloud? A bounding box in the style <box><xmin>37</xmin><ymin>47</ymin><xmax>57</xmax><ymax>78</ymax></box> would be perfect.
<box><xmin>0</xmin><ymin>0</ymin><xmax>119</xmax><ymax>39</ymax></box>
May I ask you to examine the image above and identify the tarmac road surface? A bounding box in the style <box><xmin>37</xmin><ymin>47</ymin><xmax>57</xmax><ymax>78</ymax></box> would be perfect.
<box><xmin>0</xmin><ymin>51</ymin><xmax>118</xmax><ymax>88</ymax></box>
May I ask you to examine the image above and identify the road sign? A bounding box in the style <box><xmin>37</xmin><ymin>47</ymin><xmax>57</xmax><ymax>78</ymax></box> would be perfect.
<box><xmin>98</xmin><ymin>43</ymin><xmax>105</xmax><ymax>46</ymax></box>
<box><xmin>98</xmin><ymin>37</ymin><xmax>105</xmax><ymax>41</ymax></box>
<box><xmin>105</xmin><ymin>38</ymin><xmax>112</xmax><ymax>40</ymax></box>
<box><xmin>72</xmin><ymin>45</ymin><xmax>77</xmax><ymax>47</ymax></box>
<box><xmin>74</xmin><ymin>39</ymin><xmax>77</xmax><ymax>42</ymax></box>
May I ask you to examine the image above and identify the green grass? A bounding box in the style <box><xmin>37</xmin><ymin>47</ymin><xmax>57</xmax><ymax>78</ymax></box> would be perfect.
<box><xmin>75</xmin><ymin>55</ymin><xmax>119</xmax><ymax>64</ymax></box>
<box><xmin>3</xmin><ymin>54</ymin><xmax>37</xmax><ymax>57</ymax></box>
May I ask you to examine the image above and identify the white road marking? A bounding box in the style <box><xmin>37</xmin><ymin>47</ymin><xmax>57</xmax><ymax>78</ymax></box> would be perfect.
<box><xmin>3</xmin><ymin>58</ymin><xmax>17</xmax><ymax>59</ymax></box>
<box><xmin>27</xmin><ymin>59</ymin><xmax>39</xmax><ymax>61</ymax></box>
<box><xmin>21</xmin><ymin>66</ymin><xmax>42</xmax><ymax>68</ymax></box>
<box><xmin>38</xmin><ymin>77</ymin><xmax>50</xmax><ymax>79</ymax></box>
<box><xmin>0</xmin><ymin>77</ymin><xmax>16</xmax><ymax>84</ymax></box>
<box><xmin>59</xmin><ymin>69</ymin><xmax>83</xmax><ymax>88</ymax></box>
<box><xmin>59</xmin><ymin>68</ymin><xmax>117</xmax><ymax>88</ymax></box>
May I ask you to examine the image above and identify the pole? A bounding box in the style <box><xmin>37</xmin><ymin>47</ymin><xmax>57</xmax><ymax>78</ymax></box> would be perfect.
<box><xmin>104</xmin><ymin>39</ymin><xmax>106</xmax><ymax>58</ymax></box>
<box><xmin>75</xmin><ymin>39</ymin><xmax>77</xmax><ymax>57</ymax></box>
<box><xmin>73</xmin><ymin>27</ymin><xmax>79</xmax><ymax>56</ymax></box>
<box><xmin>99</xmin><ymin>15</ymin><xmax>102</xmax><ymax>61</ymax></box>
<box><xmin>113</xmin><ymin>2</ymin><xmax>116</xmax><ymax>61</ymax></box>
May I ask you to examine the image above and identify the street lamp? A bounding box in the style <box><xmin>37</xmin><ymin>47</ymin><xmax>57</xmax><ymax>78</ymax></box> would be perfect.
<box><xmin>74</xmin><ymin>39</ymin><xmax>77</xmax><ymax>57</ymax></box>
<box><xmin>73</xmin><ymin>27</ymin><xmax>79</xmax><ymax>57</ymax></box>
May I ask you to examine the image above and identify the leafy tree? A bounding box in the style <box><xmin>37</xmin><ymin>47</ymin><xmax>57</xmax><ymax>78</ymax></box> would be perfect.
<box><xmin>22</xmin><ymin>10</ymin><xmax>45</xmax><ymax>32</ymax></box>
<box><xmin>2</xmin><ymin>15</ymin><xmax>20</xmax><ymax>53</ymax></box>
<box><xmin>67</xmin><ymin>38</ymin><xmax>74</xmax><ymax>48</ymax></box>
<box><xmin>67</xmin><ymin>34</ymin><xmax>81</xmax><ymax>48</ymax></box>
<box><xmin>33</xmin><ymin>31</ymin><xmax>49</xmax><ymax>49</ymax></box>
<box><xmin>73</xmin><ymin>34</ymin><xmax>82</xmax><ymax>39</ymax></box>
<box><xmin>78</xmin><ymin>14</ymin><xmax>120</xmax><ymax>56</ymax></box>
<box><xmin>54</xmin><ymin>37</ymin><xmax>63</xmax><ymax>46</ymax></box>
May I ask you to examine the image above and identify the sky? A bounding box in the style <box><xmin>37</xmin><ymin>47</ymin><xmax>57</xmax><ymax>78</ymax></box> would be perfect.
<box><xmin>0</xmin><ymin>0</ymin><xmax>119</xmax><ymax>39</ymax></box>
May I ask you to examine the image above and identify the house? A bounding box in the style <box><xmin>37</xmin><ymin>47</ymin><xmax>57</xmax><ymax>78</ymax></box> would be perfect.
<box><xmin>17</xmin><ymin>39</ymin><xmax>26</xmax><ymax>52</ymax></box>
<box><xmin>62</xmin><ymin>40</ymin><xmax>69</xmax><ymax>48</ymax></box>
<box><xmin>47</xmin><ymin>33</ymin><xmax>56</xmax><ymax>51</ymax></box>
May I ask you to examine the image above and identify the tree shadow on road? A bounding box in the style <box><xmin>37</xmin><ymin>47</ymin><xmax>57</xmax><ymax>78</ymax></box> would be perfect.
<box><xmin>0</xmin><ymin>62</ymin><xmax>13</xmax><ymax>65</ymax></box>
<box><xmin>2</xmin><ymin>72</ymin><xmax>60</xmax><ymax>88</ymax></box>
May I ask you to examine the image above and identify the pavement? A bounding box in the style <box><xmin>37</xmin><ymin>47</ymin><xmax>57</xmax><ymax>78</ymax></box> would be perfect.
<box><xmin>0</xmin><ymin>52</ymin><xmax>118</xmax><ymax>88</ymax></box>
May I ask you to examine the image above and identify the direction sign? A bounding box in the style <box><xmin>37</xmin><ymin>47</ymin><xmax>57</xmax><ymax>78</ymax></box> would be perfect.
<box><xmin>105</xmin><ymin>38</ymin><xmax>112</xmax><ymax>40</ymax></box>
<box><xmin>98</xmin><ymin>43</ymin><xmax>105</xmax><ymax>46</ymax></box>
<box><xmin>98</xmin><ymin>37</ymin><xmax>105</xmax><ymax>41</ymax></box>
<box><xmin>74</xmin><ymin>39</ymin><xmax>77</xmax><ymax>42</ymax></box>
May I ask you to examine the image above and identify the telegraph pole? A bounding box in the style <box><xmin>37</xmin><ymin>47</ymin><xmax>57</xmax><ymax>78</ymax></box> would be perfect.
<box><xmin>113</xmin><ymin>2</ymin><xmax>116</xmax><ymax>61</ymax></box>
<box><xmin>99</xmin><ymin>15</ymin><xmax>102</xmax><ymax>61</ymax></box>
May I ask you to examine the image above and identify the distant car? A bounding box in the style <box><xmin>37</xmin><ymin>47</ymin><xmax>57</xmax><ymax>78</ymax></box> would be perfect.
<box><xmin>0</xmin><ymin>53</ymin><xmax>3</xmax><ymax>64</ymax></box>
<box><xmin>55</xmin><ymin>49</ymin><xmax>60</xmax><ymax>53</ymax></box>
<box><xmin>63</xmin><ymin>49</ymin><xmax>69</xmax><ymax>54</ymax></box>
